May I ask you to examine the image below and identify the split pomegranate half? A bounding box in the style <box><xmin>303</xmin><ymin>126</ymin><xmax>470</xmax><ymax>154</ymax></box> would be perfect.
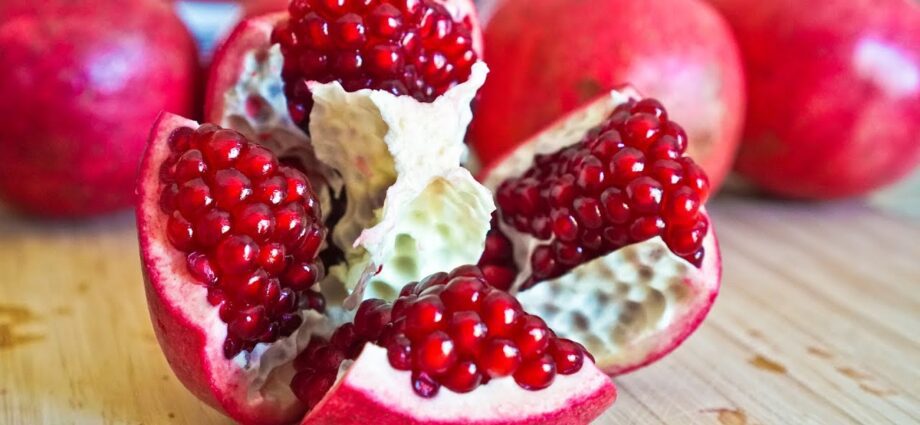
<box><xmin>478</xmin><ymin>89</ymin><xmax>722</xmax><ymax>375</ymax></box>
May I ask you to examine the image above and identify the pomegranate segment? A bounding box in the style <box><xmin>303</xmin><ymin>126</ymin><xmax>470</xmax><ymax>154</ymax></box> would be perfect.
<box><xmin>480</xmin><ymin>89</ymin><xmax>722</xmax><ymax>376</ymax></box>
<box><xmin>484</xmin><ymin>98</ymin><xmax>711</xmax><ymax>288</ymax></box>
<box><xmin>158</xmin><ymin>124</ymin><xmax>328</xmax><ymax>358</ymax></box>
<box><xmin>287</xmin><ymin>266</ymin><xmax>616</xmax><ymax>424</ymax></box>
<box><xmin>272</xmin><ymin>0</ymin><xmax>480</xmax><ymax>130</ymax></box>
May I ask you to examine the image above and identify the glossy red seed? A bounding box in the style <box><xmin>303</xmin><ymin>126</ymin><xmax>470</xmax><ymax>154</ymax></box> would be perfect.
<box><xmin>440</xmin><ymin>276</ymin><xmax>485</xmax><ymax>311</ymax></box>
<box><xmin>174</xmin><ymin>150</ymin><xmax>208</xmax><ymax>183</ymax></box>
<box><xmin>552</xmin><ymin>214</ymin><xmax>580</xmax><ymax>242</ymax></box>
<box><xmin>626</xmin><ymin>176</ymin><xmax>664</xmax><ymax>214</ymax></box>
<box><xmin>441</xmin><ymin>361</ymin><xmax>482</xmax><ymax>393</ymax></box>
<box><xmin>282</xmin><ymin>261</ymin><xmax>320</xmax><ymax>291</ymax></box>
<box><xmin>257</xmin><ymin>242</ymin><xmax>287</xmax><ymax>274</ymax></box>
<box><xmin>253</xmin><ymin>175</ymin><xmax>287</xmax><ymax>206</ymax></box>
<box><xmin>480</xmin><ymin>291</ymin><xmax>522</xmax><ymax>338</ymax></box>
<box><xmin>448</xmin><ymin>311</ymin><xmax>488</xmax><ymax>357</ymax></box>
<box><xmin>514</xmin><ymin>315</ymin><xmax>551</xmax><ymax>360</ymax></box>
<box><xmin>623</xmin><ymin>113</ymin><xmax>661</xmax><ymax>149</ymax></box>
<box><xmin>573</xmin><ymin>197</ymin><xmax>603</xmax><ymax>229</ymax></box>
<box><xmin>215</xmin><ymin>235</ymin><xmax>259</xmax><ymax>275</ymax></box>
<box><xmin>480</xmin><ymin>339</ymin><xmax>521</xmax><ymax>378</ymax></box>
<box><xmin>480</xmin><ymin>264</ymin><xmax>516</xmax><ymax>291</ymax></box>
<box><xmin>404</xmin><ymin>295</ymin><xmax>447</xmax><ymax>341</ymax></box>
<box><xmin>186</xmin><ymin>252</ymin><xmax>217</xmax><ymax>285</ymax></box>
<box><xmin>232</xmin><ymin>203</ymin><xmax>275</xmax><ymax>242</ymax></box>
<box><xmin>411</xmin><ymin>370</ymin><xmax>440</xmax><ymax>398</ymax></box>
<box><xmin>212</xmin><ymin>169</ymin><xmax>252</xmax><ymax>209</ymax></box>
<box><xmin>194</xmin><ymin>209</ymin><xmax>232</xmax><ymax>248</ymax></box>
<box><xmin>513</xmin><ymin>354</ymin><xmax>556</xmax><ymax>390</ymax></box>
<box><xmin>387</xmin><ymin>334</ymin><xmax>413</xmax><ymax>370</ymax></box>
<box><xmin>166</xmin><ymin>213</ymin><xmax>195</xmax><ymax>251</ymax></box>
<box><xmin>550</xmin><ymin>339</ymin><xmax>585</xmax><ymax>375</ymax></box>
<box><xmin>201</xmin><ymin>130</ymin><xmax>244</xmax><ymax>168</ymax></box>
<box><xmin>354</xmin><ymin>299</ymin><xmax>391</xmax><ymax>339</ymax></box>
<box><xmin>175</xmin><ymin>178</ymin><xmax>213</xmax><ymax>218</ymax></box>
<box><xmin>237</xmin><ymin>145</ymin><xmax>278</xmax><ymax>179</ymax></box>
<box><xmin>414</xmin><ymin>331</ymin><xmax>456</xmax><ymax>375</ymax></box>
<box><xmin>228</xmin><ymin>306</ymin><xmax>267</xmax><ymax>340</ymax></box>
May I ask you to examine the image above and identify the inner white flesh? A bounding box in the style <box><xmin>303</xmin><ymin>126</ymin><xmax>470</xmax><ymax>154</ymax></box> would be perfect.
<box><xmin>218</xmin><ymin>45</ymin><xmax>494</xmax><ymax>307</ymax></box>
<box><xmin>482</xmin><ymin>89</ymin><xmax>710</xmax><ymax>368</ymax></box>
<box><xmin>318</xmin><ymin>344</ymin><xmax>613</xmax><ymax>421</ymax></box>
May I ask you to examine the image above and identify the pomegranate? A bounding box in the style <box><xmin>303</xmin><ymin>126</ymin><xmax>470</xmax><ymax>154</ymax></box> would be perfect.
<box><xmin>137</xmin><ymin>115</ymin><xmax>615</xmax><ymax>423</ymax></box>
<box><xmin>709</xmin><ymin>0</ymin><xmax>920</xmax><ymax>198</ymax></box>
<box><xmin>478</xmin><ymin>89</ymin><xmax>722</xmax><ymax>375</ymax></box>
<box><xmin>0</xmin><ymin>0</ymin><xmax>198</xmax><ymax>217</ymax></box>
<box><xmin>468</xmin><ymin>0</ymin><xmax>745</xmax><ymax>193</ymax></box>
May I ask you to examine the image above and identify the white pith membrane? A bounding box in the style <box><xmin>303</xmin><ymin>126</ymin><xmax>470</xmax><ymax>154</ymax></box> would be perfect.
<box><xmin>302</xmin><ymin>345</ymin><xmax>615</xmax><ymax>424</ymax></box>
<box><xmin>482</xmin><ymin>90</ymin><xmax>721</xmax><ymax>374</ymax></box>
<box><xmin>138</xmin><ymin>114</ymin><xmax>330</xmax><ymax>418</ymax></box>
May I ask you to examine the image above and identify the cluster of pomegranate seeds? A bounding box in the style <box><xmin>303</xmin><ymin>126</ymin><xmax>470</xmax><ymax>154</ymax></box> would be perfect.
<box><xmin>290</xmin><ymin>265</ymin><xmax>591</xmax><ymax>405</ymax></box>
<box><xmin>158</xmin><ymin>125</ymin><xmax>328</xmax><ymax>358</ymax></box>
<box><xmin>476</xmin><ymin>215</ymin><xmax>518</xmax><ymax>291</ymax></box>
<box><xmin>271</xmin><ymin>0</ymin><xmax>478</xmax><ymax>129</ymax></box>
<box><xmin>494</xmin><ymin>99</ymin><xmax>711</xmax><ymax>288</ymax></box>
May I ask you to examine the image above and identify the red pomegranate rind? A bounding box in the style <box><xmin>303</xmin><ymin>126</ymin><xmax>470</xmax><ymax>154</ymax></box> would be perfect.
<box><xmin>137</xmin><ymin>113</ymin><xmax>305</xmax><ymax>425</ymax></box>
<box><xmin>302</xmin><ymin>345</ymin><xmax>616</xmax><ymax>425</ymax></box>
<box><xmin>206</xmin><ymin>13</ymin><xmax>285</xmax><ymax>125</ymax></box>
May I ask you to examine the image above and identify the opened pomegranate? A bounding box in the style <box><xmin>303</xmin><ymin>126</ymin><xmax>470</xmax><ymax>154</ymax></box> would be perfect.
<box><xmin>0</xmin><ymin>0</ymin><xmax>198</xmax><ymax>217</ymax></box>
<box><xmin>478</xmin><ymin>89</ymin><xmax>721</xmax><ymax>375</ymax></box>
<box><xmin>138</xmin><ymin>116</ymin><xmax>615</xmax><ymax>423</ymax></box>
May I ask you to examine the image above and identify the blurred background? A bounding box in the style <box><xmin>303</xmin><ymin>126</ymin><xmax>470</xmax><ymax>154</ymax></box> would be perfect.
<box><xmin>0</xmin><ymin>0</ymin><xmax>917</xmax><ymax>423</ymax></box>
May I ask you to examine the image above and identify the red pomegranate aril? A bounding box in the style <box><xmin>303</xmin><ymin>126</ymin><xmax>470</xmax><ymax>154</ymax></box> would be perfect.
<box><xmin>531</xmin><ymin>245</ymin><xmax>558</xmax><ymax>280</ymax></box>
<box><xmin>186</xmin><ymin>252</ymin><xmax>218</xmax><ymax>285</ymax></box>
<box><xmin>166</xmin><ymin>213</ymin><xmax>195</xmax><ymax>251</ymax></box>
<box><xmin>212</xmin><ymin>169</ymin><xmax>253</xmax><ymax>209</ymax></box>
<box><xmin>194</xmin><ymin>209</ymin><xmax>232</xmax><ymax>248</ymax></box>
<box><xmin>387</xmin><ymin>335</ymin><xmax>413</xmax><ymax>370</ymax></box>
<box><xmin>550</xmin><ymin>339</ymin><xmax>585</xmax><ymax>375</ymax></box>
<box><xmin>293</xmin><ymin>225</ymin><xmax>325</xmax><ymax>260</ymax></box>
<box><xmin>554</xmin><ymin>242</ymin><xmax>584</xmax><ymax>266</ymax></box>
<box><xmin>236</xmin><ymin>145</ymin><xmax>278</xmax><ymax>179</ymax></box>
<box><xmin>480</xmin><ymin>339</ymin><xmax>521</xmax><ymax>378</ymax></box>
<box><xmin>513</xmin><ymin>355</ymin><xmax>556</xmax><ymax>390</ymax></box>
<box><xmin>623</xmin><ymin>113</ymin><xmax>660</xmax><ymax>149</ymax></box>
<box><xmin>232</xmin><ymin>203</ymin><xmax>275</xmax><ymax>242</ymax></box>
<box><xmin>664</xmin><ymin>186</ymin><xmax>701</xmax><ymax>225</ymax></box>
<box><xmin>609</xmin><ymin>148</ymin><xmax>645</xmax><ymax>185</ymax></box>
<box><xmin>229</xmin><ymin>306</ymin><xmax>268</xmax><ymax>340</ymax></box>
<box><xmin>292</xmin><ymin>370</ymin><xmax>336</xmax><ymax>409</ymax></box>
<box><xmin>253</xmin><ymin>176</ymin><xmax>288</xmax><ymax>206</ymax></box>
<box><xmin>514</xmin><ymin>315</ymin><xmax>551</xmax><ymax>360</ymax></box>
<box><xmin>282</xmin><ymin>168</ymin><xmax>310</xmax><ymax>203</ymax></box>
<box><xmin>201</xmin><ymin>130</ymin><xmax>244</xmax><ymax>168</ymax></box>
<box><xmin>174</xmin><ymin>150</ymin><xmax>208</xmax><ymax>183</ymax></box>
<box><xmin>574</xmin><ymin>197</ymin><xmax>603</xmax><ymax>229</ymax></box>
<box><xmin>215</xmin><ymin>235</ymin><xmax>259</xmax><ymax>275</ymax></box>
<box><xmin>405</xmin><ymin>295</ymin><xmax>447</xmax><ymax>341</ymax></box>
<box><xmin>552</xmin><ymin>214</ymin><xmax>580</xmax><ymax>242</ymax></box>
<box><xmin>631</xmin><ymin>98</ymin><xmax>668</xmax><ymax>121</ymax></box>
<box><xmin>226</xmin><ymin>270</ymin><xmax>270</xmax><ymax>303</ymax></box>
<box><xmin>480</xmin><ymin>291</ymin><xmax>521</xmax><ymax>338</ymax></box>
<box><xmin>649</xmin><ymin>159</ymin><xmax>684</xmax><ymax>187</ymax></box>
<box><xmin>666</xmin><ymin>225</ymin><xmax>706</xmax><ymax>257</ymax></box>
<box><xmin>626</xmin><ymin>176</ymin><xmax>664</xmax><ymax>214</ymax></box>
<box><xmin>441</xmin><ymin>276</ymin><xmax>485</xmax><ymax>311</ymax></box>
<box><xmin>282</xmin><ymin>261</ymin><xmax>320</xmax><ymax>290</ymax></box>
<box><xmin>629</xmin><ymin>216</ymin><xmax>665</xmax><ymax>240</ymax></box>
<box><xmin>441</xmin><ymin>360</ymin><xmax>482</xmax><ymax>393</ymax></box>
<box><xmin>480</xmin><ymin>264</ymin><xmax>516</xmax><ymax>291</ymax></box>
<box><xmin>368</xmin><ymin>4</ymin><xmax>403</xmax><ymax>38</ymax></box>
<box><xmin>415</xmin><ymin>331</ymin><xmax>457</xmax><ymax>375</ymax></box>
<box><xmin>257</xmin><ymin>242</ymin><xmax>287</xmax><ymax>274</ymax></box>
<box><xmin>449</xmin><ymin>311</ymin><xmax>488</xmax><ymax>357</ymax></box>
<box><xmin>176</xmin><ymin>179</ymin><xmax>213</xmax><ymax>218</ymax></box>
<box><xmin>412</xmin><ymin>370</ymin><xmax>440</xmax><ymax>398</ymax></box>
<box><xmin>274</xmin><ymin>203</ymin><xmax>309</xmax><ymax>247</ymax></box>
<box><xmin>354</xmin><ymin>299</ymin><xmax>391</xmax><ymax>339</ymax></box>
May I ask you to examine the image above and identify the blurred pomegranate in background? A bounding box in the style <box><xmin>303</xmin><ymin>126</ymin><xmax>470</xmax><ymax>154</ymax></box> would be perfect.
<box><xmin>0</xmin><ymin>0</ymin><xmax>198</xmax><ymax>218</ymax></box>
<box><xmin>709</xmin><ymin>0</ymin><xmax>920</xmax><ymax>199</ymax></box>
<box><xmin>468</xmin><ymin>0</ymin><xmax>745</xmax><ymax>194</ymax></box>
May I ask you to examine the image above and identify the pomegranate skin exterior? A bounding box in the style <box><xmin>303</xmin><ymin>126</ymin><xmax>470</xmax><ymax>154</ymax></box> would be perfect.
<box><xmin>0</xmin><ymin>0</ymin><xmax>198</xmax><ymax>217</ymax></box>
<box><xmin>709</xmin><ymin>0</ymin><xmax>920</xmax><ymax>199</ymax></box>
<box><xmin>468</xmin><ymin>0</ymin><xmax>745</xmax><ymax>193</ymax></box>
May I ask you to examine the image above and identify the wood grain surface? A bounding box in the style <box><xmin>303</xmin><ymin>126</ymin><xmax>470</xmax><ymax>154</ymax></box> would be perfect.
<box><xmin>1</xmin><ymin>192</ymin><xmax>918</xmax><ymax>425</ymax></box>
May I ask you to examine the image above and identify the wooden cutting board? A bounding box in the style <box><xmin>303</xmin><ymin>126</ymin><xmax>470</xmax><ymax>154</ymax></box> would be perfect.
<box><xmin>1</xmin><ymin>192</ymin><xmax>917</xmax><ymax>424</ymax></box>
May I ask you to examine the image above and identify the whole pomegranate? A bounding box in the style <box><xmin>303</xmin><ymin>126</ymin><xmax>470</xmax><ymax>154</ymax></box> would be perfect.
<box><xmin>709</xmin><ymin>0</ymin><xmax>920</xmax><ymax>199</ymax></box>
<box><xmin>468</xmin><ymin>0</ymin><xmax>745</xmax><ymax>193</ymax></box>
<box><xmin>0</xmin><ymin>0</ymin><xmax>198</xmax><ymax>217</ymax></box>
